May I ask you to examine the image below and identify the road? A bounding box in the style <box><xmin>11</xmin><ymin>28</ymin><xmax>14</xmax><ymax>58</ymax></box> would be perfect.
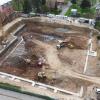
<box><xmin>0</xmin><ymin>88</ymin><xmax>45</xmax><ymax>100</ymax></box>
<box><xmin>60</xmin><ymin>1</ymin><xmax>72</xmax><ymax>15</ymax></box>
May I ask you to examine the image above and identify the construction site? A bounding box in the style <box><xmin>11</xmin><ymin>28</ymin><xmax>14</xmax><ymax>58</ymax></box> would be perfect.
<box><xmin>0</xmin><ymin>16</ymin><xmax>100</xmax><ymax>99</ymax></box>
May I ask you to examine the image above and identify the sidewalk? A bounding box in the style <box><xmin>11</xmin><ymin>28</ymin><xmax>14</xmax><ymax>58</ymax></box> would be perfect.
<box><xmin>0</xmin><ymin>76</ymin><xmax>83</xmax><ymax>100</ymax></box>
<box><xmin>60</xmin><ymin>1</ymin><xmax>72</xmax><ymax>15</ymax></box>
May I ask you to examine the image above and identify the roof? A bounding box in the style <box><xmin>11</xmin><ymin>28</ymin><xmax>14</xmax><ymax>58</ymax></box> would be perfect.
<box><xmin>71</xmin><ymin>9</ymin><xmax>77</xmax><ymax>12</ymax></box>
<box><xmin>0</xmin><ymin>0</ymin><xmax>12</xmax><ymax>6</ymax></box>
<box><xmin>57</xmin><ymin>0</ymin><xmax>64</xmax><ymax>3</ymax></box>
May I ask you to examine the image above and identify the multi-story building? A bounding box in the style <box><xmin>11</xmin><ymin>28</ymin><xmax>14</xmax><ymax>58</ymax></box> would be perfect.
<box><xmin>46</xmin><ymin>0</ymin><xmax>65</xmax><ymax>9</ymax></box>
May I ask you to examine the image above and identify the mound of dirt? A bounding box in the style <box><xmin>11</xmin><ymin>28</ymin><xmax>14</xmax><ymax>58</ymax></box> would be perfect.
<box><xmin>65</xmin><ymin>35</ymin><xmax>88</xmax><ymax>49</ymax></box>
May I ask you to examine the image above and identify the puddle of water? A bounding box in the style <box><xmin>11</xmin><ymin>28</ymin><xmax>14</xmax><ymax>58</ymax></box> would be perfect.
<box><xmin>42</xmin><ymin>34</ymin><xmax>62</xmax><ymax>42</ymax></box>
<box><xmin>55</xmin><ymin>28</ymin><xmax>69</xmax><ymax>33</ymax></box>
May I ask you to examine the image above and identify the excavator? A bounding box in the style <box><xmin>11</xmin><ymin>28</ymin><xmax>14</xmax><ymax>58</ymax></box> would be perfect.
<box><xmin>56</xmin><ymin>40</ymin><xmax>74</xmax><ymax>49</ymax></box>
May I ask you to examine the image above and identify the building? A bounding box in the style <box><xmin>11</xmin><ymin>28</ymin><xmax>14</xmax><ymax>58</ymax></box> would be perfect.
<box><xmin>0</xmin><ymin>0</ymin><xmax>14</xmax><ymax>24</ymax></box>
<box><xmin>46</xmin><ymin>0</ymin><xmax>65</xmax><ymax>9</ymax></box>
<box><xmin>46</xmin><ymin>0</ymin><xmax>57</xmax><ymax>9</ymax></box>
<box><xmin>57</xmin><ymin>0</ymin><xmax>64</xmax><ymax>5</ymax></box>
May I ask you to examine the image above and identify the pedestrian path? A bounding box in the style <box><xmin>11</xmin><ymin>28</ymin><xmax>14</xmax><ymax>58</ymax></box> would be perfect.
<box><xmin>60</xmin><ymin>1</ymin><xmax>72</xmax><ymax>15</ymax></box>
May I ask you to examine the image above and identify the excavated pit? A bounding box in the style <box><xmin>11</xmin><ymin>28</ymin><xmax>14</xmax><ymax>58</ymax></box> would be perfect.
<box><xmin>0</xmin><ymin>20</ymin><xmax>96</xmax><ymax>93</ymax></box>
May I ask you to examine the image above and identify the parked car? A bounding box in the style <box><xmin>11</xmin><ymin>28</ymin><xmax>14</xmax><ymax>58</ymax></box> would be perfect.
<box><xmin>29</xmin><ymin>12</ymin><xmax>36</xmax><ymax>17</ymax></box>
<box><xmin>78</xmin><ymin>18</ymin><xmax>89</xmax><ymax>23</ymax></box>
<box><xmin>21</xmin><ymin>14</ymin><xmax>29</xmax><ymax>18</ymax></box>
<box><xmin>47</xmin><ymin>14</ymin><xmax>55</xmax><ymax>18</ymax></box>
<box><xmin>96</xmin><ymin>88</ymin><xmax>100</xmax><ymax>94</ymax></box>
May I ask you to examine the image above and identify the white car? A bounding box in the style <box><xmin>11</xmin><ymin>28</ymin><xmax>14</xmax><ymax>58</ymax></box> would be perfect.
<box><xmin>47</xmin><ymin>14</ymin><xmax>55</xmax><ymax>18</ymax></box>
<box><xmin>29</xmin><ymin>12</ymin><xmax>36</xmax><ymax>17</ymax></box>
<box><xmin>56</xmin><ymin>15</ymin><xmax>68</xmax><ymax>19</ymax></box>
<box><xmin>78</xmin><ymin>18</ymin><xmax>89</xmax><ymax>23</ymax></box>
<box><xmin>96</xmin><ymin>88</ymin><xmax>100</xmax><ymax>94</ymax></box>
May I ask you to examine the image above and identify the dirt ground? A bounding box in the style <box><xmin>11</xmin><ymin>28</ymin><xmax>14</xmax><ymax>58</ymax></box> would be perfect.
<box><xmin>0</xmin><ymin>22</ymin><xmax>97</xmax><ymax>92</ymax></box>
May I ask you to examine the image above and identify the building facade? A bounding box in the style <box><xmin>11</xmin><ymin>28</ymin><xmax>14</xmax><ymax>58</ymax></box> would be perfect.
<box><xmin>0</xmin><ymin>0</ymin><xmax>14</xmax><ymax>24</ymax></box>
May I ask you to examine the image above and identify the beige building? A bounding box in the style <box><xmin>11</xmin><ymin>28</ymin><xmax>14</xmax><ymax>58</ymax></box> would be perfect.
<box><xmin>46</xmin><ymin>0</ymin><xmax>65</xmax><ymax>9</ymax></box>
<box><xmin>46</xmin><ymin>0</ymin><xmax>57</xmax><ymax>9</ymax></box>
<box><xmin>57</xmin><ymin>0</ymin><xmax>64</xmax><ymax>4</ymax></box>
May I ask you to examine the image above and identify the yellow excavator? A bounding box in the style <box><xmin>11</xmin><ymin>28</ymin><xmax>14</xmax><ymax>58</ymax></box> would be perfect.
<box><xmin>56</xmin><ymin>40</ymin><xmax>74</xmax><ymax>49</ymax></box>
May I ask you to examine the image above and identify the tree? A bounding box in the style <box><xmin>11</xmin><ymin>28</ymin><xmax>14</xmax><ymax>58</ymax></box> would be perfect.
<box><xmin>71</xmin><ymin>0</ymin><xmax>77</xmax><ymax>4</ymax></box>
<box><xmin>41</xmin><ymin>5</ymin><xmax>49</xmax><ymax>13</ymax></box>
<box><xmin>23</xmin><ymin>0</ymin><xmax>32</xmax><ymax>13</ymax></box>
<box><xmin>42</xmin><ymin>0</ymin><xmax>46</xmax><ymax>5</ymax></box>
<box><xmin>54</xmin><ymin>0</ymin><xmax>57</xmax><ymax>10</ymax></box>
<box><xmin>80</xmin><ymin>0</ymin><xmax>91</xmax><ymax>9</ymax></box>
<box><xmin>32</xmin><ymin>0</ymin><xmax>42</xmax><ymax>13</ymax></box>
<box><xmin>12</xmin><ymin>0</ymin><xmax>24</xmax><ymax>11</ymax></box>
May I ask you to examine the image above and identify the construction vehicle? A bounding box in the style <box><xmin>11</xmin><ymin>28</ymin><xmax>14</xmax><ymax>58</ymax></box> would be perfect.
<box><xmin>56</xmin><ymin>40</ymin><xmax>74</xmax><ymax>49</ymax></box>
<box><xmin>38</xmin><ymin>72</ymin><xmax>47</xmax><ymax>81</ymax></box>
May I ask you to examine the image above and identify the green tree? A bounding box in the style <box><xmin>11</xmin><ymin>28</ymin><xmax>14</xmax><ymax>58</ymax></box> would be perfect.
<box><xmin>54</xmin><ymin>0</ymin><xmax>57</xmax><ymax>10</ymax></box>
<box><xmin>71</xmin><ymin>0</ymin><xmax>77</xmax><ymax>4</ymax></box>
<box><xmin>32</xmin><ymin>0</ymin><xmax>42</xmax><ymax>13</ymax></box>
<box><xmin>42</xmin><ymin>0</ymin><xmax>46</xmax><ymax>5</ymax></box>
<box><xmin>23</xmin><ymin>0</ymin><xmax>32</xmax><ymax>13</ymax></box>
<box><xmin>12</xmin><ymin>0</ymin><xmax>24</xmax><ymax>11</ymax></box>
<box><xmin>41</xmin><ymin>5</ymin><xmax>49</xmax><ymax>13</ymax></box>
<box><xmin>80</xmin><ymin>0</ymin><xmax>91</xmax><ymax>9</ymax></box>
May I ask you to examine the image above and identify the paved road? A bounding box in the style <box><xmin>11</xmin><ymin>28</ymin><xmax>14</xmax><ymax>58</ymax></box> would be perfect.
<box><xmin>0</xmin><ymin>88</ymin><xmax>45</xmax><ymax>100</ymax></box>
<box><xmin>60</xmin><ymin>1</ymin><xmax>72</xmax><ymax>15</ymax></box>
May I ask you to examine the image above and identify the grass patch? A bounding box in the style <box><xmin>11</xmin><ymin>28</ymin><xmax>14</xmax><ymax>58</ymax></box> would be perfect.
<box><xmin>0</xmin><ymin>82</ymin><xmax>21</xmax><ymax>92</ymax></box>
<box><xmin>65</xmin><ymin>4</ymin><xmax>96</xmax><ymax>18</ymax></box>
<box><xmin>50</xmin><ymin>9</ymin><xmax>62</xmax><ymax>15</ymax></box>
<box><xmin>0</xmin><ymin>82</ymin><xmax>54</xmax><ymax>100</ymax></box>
<box><xmin>65</xmin><ymin>4</ymin><xmax>81</xmax><ymax>16</ymax></box>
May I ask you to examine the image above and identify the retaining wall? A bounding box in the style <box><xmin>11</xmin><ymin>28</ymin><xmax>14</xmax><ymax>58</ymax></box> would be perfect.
<box><xmin>0</xmin><ymin>37</ymin><xmax>18</xmax><ymax>56</ymax></box>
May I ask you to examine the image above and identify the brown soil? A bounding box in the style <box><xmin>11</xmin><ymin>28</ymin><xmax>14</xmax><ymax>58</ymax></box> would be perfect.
<box><xmin>0</xmin><ymin>22</ymin><xmax>95</xmax><ymax>92</ymax></box>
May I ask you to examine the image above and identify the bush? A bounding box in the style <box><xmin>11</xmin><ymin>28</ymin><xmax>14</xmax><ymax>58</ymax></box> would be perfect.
<box><xmin>95</xmin><ymin>21</ymin><xmax>100</xmax><ymax>31</ymax></box>
<box><xmin>0</xmin><ymin>82</ymin><xmax>21</xmax><ymax>92</ymax></box>
<box><xmin>50</xmin><ymin>9</ymin><xmax>62</xmax><ymax>15</ymax></box>
<box><xmin>97</xmin><ymin>36</ymin><xmax>100</xmax><ymax>40</ymax></box>
<box><xmin>65</xmin><ymin>3</ymin><xmax>96</xmax><ymax>18</ymax></box>
<box><xmin>0</xmin><ymin>82</ymin><xmax>54</xmax><ymax>100</ymax></box>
